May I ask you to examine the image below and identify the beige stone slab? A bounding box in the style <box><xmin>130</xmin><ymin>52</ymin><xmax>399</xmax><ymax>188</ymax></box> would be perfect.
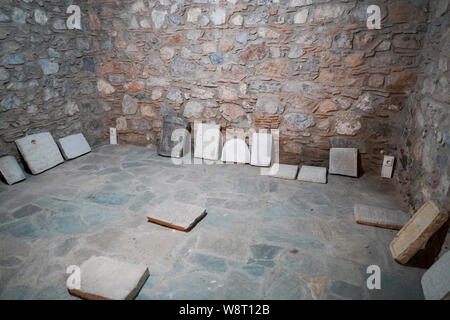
<box><xmin>68</xmin><ymin>256</ymin><xmax>149</xmax><ymax>300</ymax></box>
<box><xmin>390</xmin><ymin>201</ymin><xmax>448</xmax><ymax>264</ymax></box>
<box><xmin>354</xmin><ymin>204</ymin><xmax>410</xmax><ymax>230</ymax></box>
<box><xmin>147</xmin><ymin>201</ymin><xmax>207</xmax><ymax>231</ymax></box>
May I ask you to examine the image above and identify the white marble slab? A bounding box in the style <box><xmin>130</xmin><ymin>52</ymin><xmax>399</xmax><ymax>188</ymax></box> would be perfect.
<box><xmin>250</xmin><ymin>132</ymin><xmax>272</xmax><ymax>167</ymax></box>
<box><xmin>221</xmin><ymin>138</ymin><xmax>250</xmax><ymax>164</ymax></box>
<box><xmin>15</xmin><ymin>132</ymin><xmax>64</xmax><ymax>174</ymax></box>
<box><xmin>194</xmin><ymin>123</ymin><xmax>222</xmax><ymax>161</ymax></box>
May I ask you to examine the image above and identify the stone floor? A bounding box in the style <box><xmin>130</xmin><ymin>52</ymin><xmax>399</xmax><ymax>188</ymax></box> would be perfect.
<box><xmin>0</xmin><ymin>144</ymin><xmax>445</xmax><ymax>300</ymax></box>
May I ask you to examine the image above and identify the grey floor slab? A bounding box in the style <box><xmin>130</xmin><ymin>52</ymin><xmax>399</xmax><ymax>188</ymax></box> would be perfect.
<box><xmin>421</xmin><ymin>250</ymin><xmax>450</xmax><ymax>300</ymax></box>
<box><xmin>15</xmin><ymin>132</ymin><xmax>64</xmax><ymax>174</ymax></box>
<box><xmin>147</xmin><ymin>201</ymin><xmax>207</xmax><ymax>231</ymax></box>
<box><xmin>354</xmin><ymin>204</ymin><xmax>410</xmax><ymax>230</ymax></box>
<box><xmin>298</xmin><ymin>165</ymin><xmax>327</xmax><ymax>184</ymax></box>
<box><xmin>58</xmin><ymin>133</ymin><xmax>91</xmax><ymax>160</ymax></box>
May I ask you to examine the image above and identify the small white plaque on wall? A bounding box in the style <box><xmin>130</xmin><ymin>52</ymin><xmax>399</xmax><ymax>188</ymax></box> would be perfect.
<box><xmin>381</xmin><ymin>155</ymin><xmax>394</xmax><ymax>178</ymax></box>
<box><xmin>110</xmin><ymin>128</ymin><xmax>117</xmax><ymax>145</ymax></box>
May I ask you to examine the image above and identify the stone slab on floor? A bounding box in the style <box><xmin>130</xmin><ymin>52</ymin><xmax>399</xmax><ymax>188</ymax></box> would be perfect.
<box><xmin>297</xmin><ymin>165</ymin><xmax>327</xmax><ymax>184</ymax></box>
<box><xmin>58</xmin><ymin>133</ymin><xmax>91</xmax><ymax>160</ymax></box>
<box><xmin>68</xmin><ymin>256</ymin><xmax>149</xmax><ymax>300</ymax></box>
<box><xmin>354</xmin><ymin>204</ymin><xmax>410</xmax><ymax>230</ymax></box>
<box><xmin>266</xmin><ymin>164</ymin><xmax>298</xmax><ymax>180</ymax></box>
<box><xmin>390</xmin><ymin>201</ymin><xmax>448</xmax><ymax>264</ymax></box>
<box><xmin>15</xmin><ymin>132</ymin><xmax>64</xmax><ymax>174</ymax></box>
<box><xmin>329</xmin><ymin>148</ymin><xmax>358</xmax><ymax>177</ymax></box>
<box><xmin>221</xmin><ymin>138</ymin><xmax>250</xmax><ymax>164</ymax></box>
<box><xmin>421</xmin><ymin>250</ymin><xmax>450</xmax><ymax>300</ymax></box>
<box><xmin>147</xmin><ymin>201</ymin><xmax>207</xmax><ymax>232</ymax></box>
<box><xmin>0</xmin><ymin>156</ymin><xmax>26</xmax><ymax>185</ymax></box>
<box><xmin>194</xmin><ymin>123</ymin><xmax>222</xmax><ymax>161</ymax></box>
<box><xmin>158</xmin><ymin>115</ymin><xmax>190</xmax><ymax>158</ymax></box>
<box><xmin>250</xmin><ymin>132</ymin><xmax>272</xmax><ymax>167</ymax></box>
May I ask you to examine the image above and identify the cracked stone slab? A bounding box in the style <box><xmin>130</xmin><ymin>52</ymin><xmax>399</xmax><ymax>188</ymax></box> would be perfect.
<box><xmin>0</xmin><ymin>156</ymin><xmax>25</xmax><ymax>185</ymax></box>
<box><xmin>58</xmin><ymin>133</ymin><xmax>91</xmax><ymax>160</ymax></box>
<box><xmin>390</xmin><ymin>201</ymin><xmax>448</xmax><ymax>264</ymax></box>
<box><xmin>354</xmin><ymin>204</ymin><xmax>410</xmax><ymax>230</ymax></box>
<box><xmin>68</xmin><ymin>256</ymin><xmax>150</xmax><ymax>300</ymax></box>
<box><xmin>421</xmin><ymin>250</ymin><xmax>450</xmax><ymax>300</ymax></box>
<box><xmin>147</xmin><ymin>201</ymin><xmax>207</xmax><ymax>232</ymax></box>
<box><xmin>297</xmin><ymin>165</ymin><xmax>327</xmax><ymax>184</ymax></box>
<box><xmin>266</xmin><ymin>164</ymin><xmax>298</xmax><ymax>180</ymax></box>
<box><xmin>15</xmin><ymin>132</ymin><xmax>64</xmax><ymax>174</ymax></box>
<box><xmin>329</xmin><ymin>148</ymin><xmax>358</xmax><ymax>177</ymax></box>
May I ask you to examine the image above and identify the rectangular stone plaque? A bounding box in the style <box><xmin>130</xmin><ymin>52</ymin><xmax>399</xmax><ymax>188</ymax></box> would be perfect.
<box><xmin>58</xmin><ymin>133</ymin><xmax>91</xmax><ymax>160</ymax></box>
<box><xmin>68</xmin><ymin>256</ymin><xmax>149</xmax><ymax>300</ymax></box>
<box><xmin>329</xmin><ymin>148</ymin><xmax>358</xmax><ymax>177</ymax></box>
<box><xmin>250</xmin><ymin>132</ymin><xmax>272</xmax><ymax>167</ymax></box>
<box><xmin>421</xmin><ymin>250</ymin><xmax>450</xmax><ymax>300</ymax></box>
<box><xmin>354</xmin><ymin>204</ymin><xmax>410</xmax><ymax>230</ymax></box>
<box><xmin>147</xmin><ymin>201</ymin><xmax>207</xmax><ymax>232</ymax></box>
<box><xmin>194</xmin><ymin>123</ymin><xmax>222</xmax><ymax>161</ymax></box>
<box><xmin>297</xmin><ymin>165</ymin><xmax>327</xmax><ymax>184</ymax></box>
<box><xmin>15</xmin><ymin>132</ymin><xmax>64</xmax><ymax>174</ymax></box>
<box><xmin>0</xmin><ymin>156</ymin><xmax>26</xmax><ymax>185</ymax></box>
<box><xmin>158</xmin><ymin>115</ymin><xmax>190</xmax><ymax>158</ymax></box>
<box><xmin>390</xmin><ymin>201</ymin><xmax>448</xmax><ymax>264</ymax></box>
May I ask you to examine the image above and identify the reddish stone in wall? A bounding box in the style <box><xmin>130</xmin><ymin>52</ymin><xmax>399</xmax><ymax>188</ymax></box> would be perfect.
<box><xmin>240</xmin><ymin>43</ymin><xmax>267</xmax><ymax>62</ymax></box>
<box><xmin>388</xmin><ymin>1</ymin><xmax>425</xmax><ymax>24</ymax></box>
<box><xmin>387</xmin><ymin>71</ymin><xmax>417</xmax><ymax>91</ymax></box>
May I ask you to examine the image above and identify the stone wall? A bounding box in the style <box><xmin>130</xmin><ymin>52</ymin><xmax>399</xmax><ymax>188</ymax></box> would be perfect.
<box><xmin>94</xmin><ymin>0</ymin><xmax>428</xmax><ymax>172</ymax></box>
<box><xmin>395</xmin><ymin>0</ymin><xmax>449</xmax><ymax>212</ymax></box>
<box><xmin>0</xmin><ymin>0</ymin><xmax>103</xmax><ymax>161</ymax></box>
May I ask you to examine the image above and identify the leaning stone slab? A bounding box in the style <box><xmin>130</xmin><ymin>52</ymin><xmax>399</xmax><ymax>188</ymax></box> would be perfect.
<box><xmin>267</xmin><ymin>163</ymin><xmax>298</xmax><ymax>180</ymax></box>
<box><xmin>158</xmin><ymin>115</ymin><xmax>190</xmax><ymax>158</ymax></box>
<box><xmin>329</xmin><ymin>148</ymin><xmax>358</xmax><ymax>177</ymax></box>
<box><xmin>147</xmin><ymin>201</ymin><xmax>207</xmax><ymax>232</ymax></box>
<box><xmin>354</xmin><ymin>204</ymin><xmax>410</xmax><ymax>230</ymax></box>
<box><xmin>421</xmin><ymin>250</ymin><xmax>450</xmax><ymax>300</ymax></box>
<box><xmin>221</xmin><ymin>138</ymin><xmax>250</xmax><ymax>164</ymax></box>
<box><xmin>58</xmin><ymin>133</ymin><xmax>91</xmax><ymax>160</ymax></box>
<box><xmin>15</xmin><ymin>132</ymin><xmax>64</xmax><ymax>174</ymax></box>
<box><xmin>390</xmin><ymin>201</ymin><xmax>448</xmax><ymax>264</ymax></box>
<box><xmin>297</xmin><ymin>165</ymin><xmax>327</xmax><ymax>184</ymax></box>
<box><xmin>68</xmin><ymin>256</ymin><xmax>149</xmax><ymax>300</ymax></box>
<box><xmin>194</xmin><ymin>123</ymin><xmax>222</xmax><ymax>161</ymax></box>
<box><xmin>0</xmin><ymin>156</ymin><xmax>25</xmax><ymax>185</ymax></box>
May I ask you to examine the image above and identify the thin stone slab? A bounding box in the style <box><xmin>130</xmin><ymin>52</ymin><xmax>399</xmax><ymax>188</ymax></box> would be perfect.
<box><xmin>267</xmin><ymin>164</ymin><xmax>298</xmax><ymax>180</ymax></box>
<box><xmin>68</xmin><ymin>256</ymin><xmax>149</xmax><ymax>300</ymax></box>
<box><xmin>329</xmin><ymin>148</ymin><xmax>358</xmax><ymax>177</ymax></box>
<box><xmin>15</xmin><ymin>132</ymin><xmax>64</xmax><ymax>174</ymax></box>
<box><xmin>250</xmin><ymin>132</ymin><xmax>272</xmax><ymax>167</ymax></box>
<box><xmin>147</xmin><ymin>201</ymin><xmax>207</xmax><ymax>232</ymax></box>
<box><xmin>221</xmin><ymin>138</ymin><xmax>250</xmax><ymax>164</ymax></box>
<box><xmin>158</xmin><ymin>115</ymin><xmax>190</xmax><ymax>158</ymax></box>
<box><xmin>0</xmin><ymin>156</ymin><xmax>25</xmax><ymax>185</ymax></box>
<box><xmin>421</xmin><ymin>250</ymin><xmax>450</xmax><ymax>300</ymax></box>
<box><xmin>58</xmin><ymin>133</ymin><xmax>91</xmax><ymax>160</ymax></box>
<box><xmin>354</xmin><ymin>204</ymin><xmax>410</xmax><ymax>230</ymax></box>
<box><xmin>390</xmin><ymin>201</ymin><xmax>448</xmax><ymax>264</ymax></box>
<box><xmin>194</xmin><ymin>123</ymin><xmax>222</xmax><ymax>161</ymax></box>
<box><xmin>297</xmin><ymin>165</ymin><xmax>327</xmax><ymax>184</ymax></box>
